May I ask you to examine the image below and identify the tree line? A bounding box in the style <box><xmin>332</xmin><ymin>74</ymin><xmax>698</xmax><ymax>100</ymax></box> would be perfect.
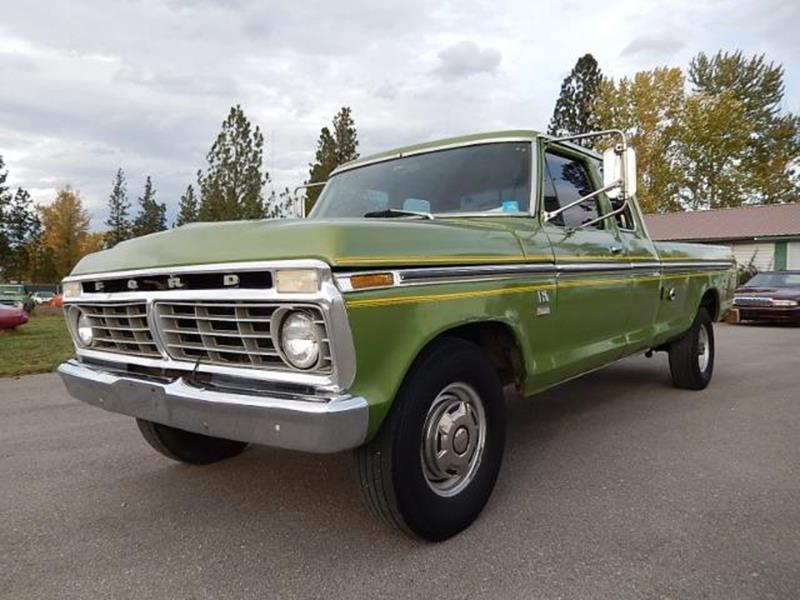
<box><xmin>547</xmin><ymin>50</ymin><xmax>799</xmax><ymax>213</ymax></box>
<box><xmin>104</xmin><ymin>104</ymin><xmax>359</xmax><ymax>246</ymax></box>
<box><xmin>0</xmin><ymin>171</ymin><xmax>104</xmax><ymax>284</ymax></box>
<box><xmin>2</xmin><ymin>48</ymin><xmax>797</xmax><ymax>284</ymax></box>
<box><xmin>0</xmin><ymin>105</ymin><xmax>358</xmax><ymax>283</ymax></box>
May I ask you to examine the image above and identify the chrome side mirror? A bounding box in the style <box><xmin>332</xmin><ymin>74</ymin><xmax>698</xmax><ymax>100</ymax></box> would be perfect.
<box><xmin>603</xmin><ymin>146</ymin><xmax>637</xmax><ymax>200</ymax></box>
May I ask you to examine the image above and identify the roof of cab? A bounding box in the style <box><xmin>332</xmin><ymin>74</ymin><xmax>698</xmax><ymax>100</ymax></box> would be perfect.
<box><xmin>332</xmin><ymin>129</ymin><xmax>606</xmax><ymax>175</ymax></box>
<box><xmin>333</xmin><ymin>129</ymin><xmax>541</xmax><ymax>174</ymax></box>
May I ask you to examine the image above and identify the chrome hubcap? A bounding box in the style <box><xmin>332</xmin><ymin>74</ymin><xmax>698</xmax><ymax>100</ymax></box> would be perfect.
<box><xmin>697</xmin><ymin>325</ymin><xmax>710</xmax><ymax>372</ymax></box>
<box><xmin>421</xmin><ymin>382</ymin><xmax>486</xmax><ymax>497</ymax></box>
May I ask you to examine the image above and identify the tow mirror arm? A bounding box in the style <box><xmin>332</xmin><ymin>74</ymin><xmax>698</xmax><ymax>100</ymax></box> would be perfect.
<box><xmin>292</xmin><ymin>182</ymin><xmax>327</xmax><ymax>218</ymax></box>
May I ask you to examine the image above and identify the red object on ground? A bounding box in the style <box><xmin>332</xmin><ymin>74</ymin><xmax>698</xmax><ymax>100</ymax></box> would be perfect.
<box><xmin>49</xmin><ymin>295</ymin><xmax>64</xmax><ymax>308</ymax></box>
<box><xmin>0</xmin><ymin>304</ymin><xmax>29</xmax><ymax>329</ymax></box>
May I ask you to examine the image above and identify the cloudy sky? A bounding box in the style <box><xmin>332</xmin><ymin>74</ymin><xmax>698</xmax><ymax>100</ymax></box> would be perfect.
<box><xmin>1</xmin><ymin>0</ymin><xmax>798</xmax><ymax>227</ymax></box>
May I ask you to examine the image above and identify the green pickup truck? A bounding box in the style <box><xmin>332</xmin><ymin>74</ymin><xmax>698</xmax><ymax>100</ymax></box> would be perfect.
<box><xmin>58</xmin><ymin>129</ymin><xmax>736</xmax><ymax>540</ymax></box>
<box><xmin>0</xmin><ymin>283</ymin><xmax>34</xmax><ymax>313</ymax></box>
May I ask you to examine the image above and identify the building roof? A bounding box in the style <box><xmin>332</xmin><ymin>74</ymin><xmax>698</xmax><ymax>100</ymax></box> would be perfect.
<box><xmin>645</xmin><ymin>203</ymin><xmax>800</xmax><ymax>242</ymax></box>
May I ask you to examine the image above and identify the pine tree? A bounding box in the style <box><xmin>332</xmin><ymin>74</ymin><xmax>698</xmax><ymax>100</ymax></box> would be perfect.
<box><xmin>0</xmin><ymin>156</ymin><xmax>42</xmax><ymax>281</ymax></box>
<box><xmin>105</xmin><ymin>168</ymin><xmax>131</xmax><ymax>247</ymax></box>
<box><xmin>132</xmin><ymin>176</ymin><xmax>166</xmax><ymax>237</ymax></box>
<box><xmin>548</xmin><ymin>54</ymin><xmax>603</xmax><ymax>147</ymax></box>
<box><xmin>3</xmin><ymin>188</ymin><xmax>42</xmax><ymax>281</ymax></box>
<box><xmin>305</xmin><ymin>127</ymin><xmax>338</xmax><ymax>213</ymax></box>
<box><xmin>0</xmin><ymin>156</ymin><xmax>12</xmax><ymax>271</ymax></box>
<box><xmin>265</xmin><ymin>188</ymin><xmax>298</xmax><ymax>219</ymax></box>
<box><xmin>175</xmin><ymin>184</ymin><xmax>198</xmax><ymax>226</ymax></box>
<box><xmin>333</xmin><ymin>106</ymin><xmax>359</xmax><ymax>165</ymax></box>
<box><xmin>305</xmin><ymin>107</ymin><xmax>360</xmax><ymax>213</ymax></box>
<box><xmin>198</xmin><ymin>105</ymin><xmax>268</xmax><ymax>221</ymax></box>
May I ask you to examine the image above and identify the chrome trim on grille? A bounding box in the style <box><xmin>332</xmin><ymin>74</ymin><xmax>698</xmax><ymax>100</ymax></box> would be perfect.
<box><xmin>154</xmin><ymin>301</ymin><xmax>332</xmax><ymax>373</ymax></box>
<box><xmin>733</xmin><ymin>296</ymin><xmax>773</xmax><ymax>307</ymax></box>
<box><xmin>68</xmin><ymin>302</ymin><xmax>160</xmax><ymax>358</ymax></box>
<box><xmin>62</xmin><ymin>260</ymin><xmax>356</xmax><ymax>392</ymax></box>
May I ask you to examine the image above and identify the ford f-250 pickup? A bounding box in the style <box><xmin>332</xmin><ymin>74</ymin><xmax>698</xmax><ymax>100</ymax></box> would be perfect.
<box><xmin>58</xmin><ymin>129</ymin><xmax>736</xmax><ymax>540</ymax></box>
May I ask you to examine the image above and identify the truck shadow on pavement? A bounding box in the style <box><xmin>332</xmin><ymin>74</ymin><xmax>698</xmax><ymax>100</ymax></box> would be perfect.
<box><xmin>112</xmin><ymin>354</ymin><xmax>677</xmax><ymax>549</ymax></box>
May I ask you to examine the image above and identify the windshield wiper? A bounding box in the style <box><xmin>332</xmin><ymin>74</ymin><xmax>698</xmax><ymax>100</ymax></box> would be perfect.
<box><xmin>363</xmin><ymin>208</ymin><xmax>434</xmax><ymax>220</ymax></box>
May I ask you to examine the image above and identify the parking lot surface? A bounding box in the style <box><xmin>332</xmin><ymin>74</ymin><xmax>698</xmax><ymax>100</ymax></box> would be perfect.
<box><xmin>1</xmin><ymin>323</ymin><xmax>798</xmax><ymax>599</ymax></box>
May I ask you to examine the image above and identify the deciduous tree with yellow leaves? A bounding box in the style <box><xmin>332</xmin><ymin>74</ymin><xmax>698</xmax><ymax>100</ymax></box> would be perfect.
<box><xmin>38</xmin><ymin>187</ymin><xmax>104</xmax><ymax>281</ymax></box>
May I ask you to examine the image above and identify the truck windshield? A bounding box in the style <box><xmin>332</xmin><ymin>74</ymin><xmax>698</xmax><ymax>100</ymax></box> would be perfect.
<box><xmin>0</xmin><ymin>285</ymin><xmax>25</xmax><ymax>295</ymax></box>
<box><xmin>310</xmin><ymin>142</ymin><xmax>531</xmax><ymax>218</ymax></box>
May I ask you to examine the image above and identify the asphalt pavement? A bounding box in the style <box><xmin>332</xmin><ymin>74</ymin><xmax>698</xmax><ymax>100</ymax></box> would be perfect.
<box><xmin>1</xmin><ymin>323</ymin><xmax>799</xmax><ymax>599</ymax></box>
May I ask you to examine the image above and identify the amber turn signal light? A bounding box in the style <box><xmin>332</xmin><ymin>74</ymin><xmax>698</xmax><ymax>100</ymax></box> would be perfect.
<box><xmin>349</xmin><ymin>273</ymin><xmax>394</xmax><ymax>289</ymax></box>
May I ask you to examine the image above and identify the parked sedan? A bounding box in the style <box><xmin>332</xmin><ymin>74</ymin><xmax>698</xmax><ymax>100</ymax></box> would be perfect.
<box><xmin>0</xmin><ymin>304</ymin><xmax>29</xmax><ymax>330</ymax></box>
<box><xmin>733</xmin><ymin>271</ymin><xmax>800</xmax><ymax>324</ymax></box>
<box><xmin>32</xmin><ymin>291</ymin><xmax>56</xmax><ymax>305</ymax></box>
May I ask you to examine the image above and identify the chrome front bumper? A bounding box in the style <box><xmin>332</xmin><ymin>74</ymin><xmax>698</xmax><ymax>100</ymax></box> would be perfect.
<box><xmin>57</xmin><ymin>360</ymin><xmax>369</xmax><ymax>453</ymax></box>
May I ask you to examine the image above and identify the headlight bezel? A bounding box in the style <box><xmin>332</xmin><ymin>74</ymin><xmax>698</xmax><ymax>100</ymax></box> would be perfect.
<box><xmin>67</xmin><ymin>306</ymin><xmax>95</xmax><ymax>348</ymax></box>
<box><xmin>273</xmin><ymin>309</ymin><xmax>324</xmax><ymax>370</ymax></box>
<box><xmin>771</xmin><ymin>298</ymin><xmax>799</xmax><ymax>307</ymax></box>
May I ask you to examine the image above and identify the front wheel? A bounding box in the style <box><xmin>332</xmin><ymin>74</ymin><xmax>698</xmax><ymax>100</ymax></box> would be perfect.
<box><xmin>668</xmin><ymin>308</ymin><xmax>715</xmax><ymax>390</ymax></box>
<box><xmin>356</xmin><ymin>338</ymin><xmax>506</xmax><ymax>541</ymax></box>
<box><xmin>136</xmin><ymin>419</ymin><xmax>249</xmax><ymax>465</ymax></box>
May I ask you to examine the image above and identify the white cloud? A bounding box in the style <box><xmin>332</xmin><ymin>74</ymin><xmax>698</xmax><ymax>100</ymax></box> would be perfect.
<box><xmin>433</xmin><ymin>40</ymin><xmax>502</xmax><ymax>79</ymax></box>
<box><xmin>0</xmin><ymin>0</ymin><xmax>797</xmax><ymax>228</ymax></box>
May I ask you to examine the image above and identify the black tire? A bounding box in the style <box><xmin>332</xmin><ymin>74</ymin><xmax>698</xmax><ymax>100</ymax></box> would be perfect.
<box><xmin>356</xmin><ymin>337</ymin><xmax>506</xmax><ymax>541</ymax></box>
<box><xmin>668</xmin><ymin>307</ymin><xmax>715</xmax><ymax>390</ymax></box>
<box><xmin>136</xmin><ymin>419</ymin><xmax>249</xmax><ymax>465</ymax></box>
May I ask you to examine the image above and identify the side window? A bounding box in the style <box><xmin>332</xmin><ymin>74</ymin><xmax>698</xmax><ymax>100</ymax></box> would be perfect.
<box><xmin>543</xmin><ymin>152</ymin><xmax>602</xmax><ymax>229</ymax></box>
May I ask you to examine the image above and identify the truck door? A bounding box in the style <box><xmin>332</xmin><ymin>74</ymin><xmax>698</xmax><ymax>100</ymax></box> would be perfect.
<box><xmin>541</xmin><ymin>148</ymin><xmax>630</xmax><ymax>378</ymax></box>
<box><xmin>613</xmin><ymin>201</ymin><xmax>661</xmax><ymax>351</ymax></box>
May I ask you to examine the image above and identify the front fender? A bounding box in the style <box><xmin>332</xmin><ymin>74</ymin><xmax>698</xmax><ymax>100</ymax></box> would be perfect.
<box><xmin>342</xmin><ymin>279</ymin><xmax>544</xmax><ymax>439</ymax></box>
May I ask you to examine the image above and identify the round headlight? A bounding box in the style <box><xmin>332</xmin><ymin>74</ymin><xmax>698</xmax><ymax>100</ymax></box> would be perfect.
<box><xmin>77</xmin><ymin>311</ymin><xmax>94</xmax><ymax>346</ymax></box>
<box><xmin>279</xmin><ymin>311</ymin><xmax>321</xmax><ymax>369</ymax></box>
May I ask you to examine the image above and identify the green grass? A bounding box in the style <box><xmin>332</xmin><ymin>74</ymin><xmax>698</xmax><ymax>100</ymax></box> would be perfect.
<box><xmin>0</xmin><ymin>311</ymin><xmax>74</xmax><ymax>377</ymax></box>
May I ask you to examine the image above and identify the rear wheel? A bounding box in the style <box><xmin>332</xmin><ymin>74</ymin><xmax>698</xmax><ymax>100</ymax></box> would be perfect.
<box><xmin>668</xmin><ymin>308</ymin><xmax>715</xmax><ymax>390</ymax></box>
<box><xmin>136</xmin><ymin>419</ymin><xmax>249</xmax><ymax>465</ymax></box>
<box><xmin>356</xmin><ymin>338</ymin><xmax>506</xmax><ymax>541</ymax></box>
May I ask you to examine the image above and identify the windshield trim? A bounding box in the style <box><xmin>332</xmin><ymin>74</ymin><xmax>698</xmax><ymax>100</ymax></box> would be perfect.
<box><xmin>315</xmin><ymin>138</ymin><xmax>539</xmax><ymax>220</ymax></box>
<box><xmin>331</xmin><ymin>135</ymin><xmax>538</xmax><ymax>176</ymax></box>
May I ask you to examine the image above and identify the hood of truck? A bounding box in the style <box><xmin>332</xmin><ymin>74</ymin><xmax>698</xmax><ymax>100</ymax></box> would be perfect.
<box><xmin>70</xmin><ymin>218</ymin><xmax>527</xmax><ymax>276</ymax></box>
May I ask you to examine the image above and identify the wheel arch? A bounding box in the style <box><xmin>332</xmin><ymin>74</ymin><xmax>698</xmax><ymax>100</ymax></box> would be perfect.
<box><xmin>414</xmin><ymin>319</ymin><xmax>527</xmax><ymax>392</ymax></box>
<box><xmin>699</xmin><ymin>287</ymin><xmax>721</xmax><ymax>321</ymax></box>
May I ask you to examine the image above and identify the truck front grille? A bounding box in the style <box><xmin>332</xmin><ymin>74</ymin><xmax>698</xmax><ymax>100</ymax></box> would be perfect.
<box><xmin>77</xmin><ymin>302</ymin><xmax>160</xmax><ymax>357</ymax></box>
<box><xmin>154</xmin><ymin>301</ymin><xmax>332</xmax><ymax>371</ymax></box>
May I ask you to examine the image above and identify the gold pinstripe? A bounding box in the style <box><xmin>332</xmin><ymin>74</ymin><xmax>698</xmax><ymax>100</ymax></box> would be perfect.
<box><xmin>345</xmin><ymin>270</ymin><xmax>730</xmax><ymax>309</ymax></box>
<box><xmin>335</xmin><ymin>255</ymin><xmax>728</xmax><ymax>266</ymax></box>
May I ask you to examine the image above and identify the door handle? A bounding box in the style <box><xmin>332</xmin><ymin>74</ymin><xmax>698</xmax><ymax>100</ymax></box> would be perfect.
<box><xmin>610</xmin><ymin>245</ymin><xmax>623</xmax><ymax>255</ymax></box>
